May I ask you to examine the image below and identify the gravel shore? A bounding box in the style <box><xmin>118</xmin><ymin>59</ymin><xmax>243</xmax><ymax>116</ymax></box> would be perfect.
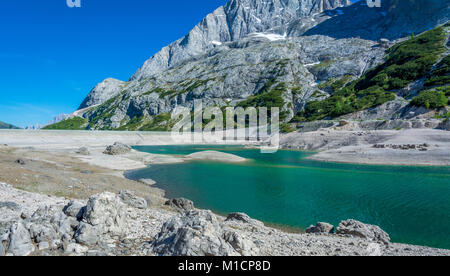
<box><xmin>0</xmin><ymin>129</ymin><xmax>449</xmax><ymax>256</ymax></box>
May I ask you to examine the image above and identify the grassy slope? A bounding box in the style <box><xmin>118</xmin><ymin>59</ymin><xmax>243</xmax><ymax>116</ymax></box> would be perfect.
<box><xmin>42</xmin><ymin>117</ymin><xmax>88</xmax><ymax>130</ymax></box>
<box><xmin>293</xmin><ymin>24</ymin><xmax>449</xmax><ymax>122</ymax></box>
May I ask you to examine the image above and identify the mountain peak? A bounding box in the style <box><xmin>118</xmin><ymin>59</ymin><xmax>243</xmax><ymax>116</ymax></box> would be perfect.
<box><xmin>130</xmin><ymin>0</ymin><xmax>351</xmax><ymax>81</ymax></box>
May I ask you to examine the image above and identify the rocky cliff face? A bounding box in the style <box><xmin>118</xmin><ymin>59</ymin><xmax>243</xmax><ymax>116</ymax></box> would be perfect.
<box><xmin>130</xmin><ymin>0</ymin><xmax>351</xmax><ymax>81</ymax></box>
<box><xmin>70</xmin><ymin>0</ymin><xmax>449</xmax><ymax>131</ymax></box>
<box><xmin>78</xmin><ymin>78</ymin><xmax>126</xmax><ymax>110</ymax></box>
<box><xmin>304</xmin><ymin>0</ymin><xmax>449</xmax><ymax>40</ymax></box>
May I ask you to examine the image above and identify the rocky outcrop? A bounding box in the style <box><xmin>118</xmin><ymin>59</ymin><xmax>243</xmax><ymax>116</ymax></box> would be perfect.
<box><xmin>164</xmin><ymin>198</ymin><xmax>194</xmax><ymax>212</ymax></box>
<box><xmin>103</xmin><ymin>142</ymin><xmax>132</xmax><ymax>155</ymax></box>
<box><xmin>130</xmin><ymin>0</ymin><xmax>351</xmax><ymax>81</ymax></box>
<box><xmin>225</xmin><ymin>212</ymin><xmax>264</xmax><ymax>227</ymax></box>
<box><xmin>7</xmin><ymin>222</ymin><xmax>35</xmax><ymax>256</ymax></box>
<box><xmin>305</xmin><ymin>0</ymin><xmax>449</xmax><ymax>41</ymax></box>
<box><xmin>73</xmin><ymin>0</ymin><xmax>448</xmax><ymax>131</ymax></box>
<box><xmin>119</xmin><ymin>190</ymin><xmax>148</xmax><ymax>209</ymax></box>
<box><xmin>63</xmin><ymin>200</ymin><xmax>86</xmax><ymax>220</ymax></box>
<box><xmin>0</xmin><ymin>182</ymin><xmax>449</xmax><ymax>256</ymax></box>
<box><xmin>438</xmin><ymin>119</ymin><xmax>450</xmax><ymax>131</ymax></box>
<box><xmin>15</xmin><ymin>159</ymin><xmax>26</xmax><ymax>165</ymax></box>
<box><xmin>337</xmin><ymin>219</ymin><xmax>391</xmax><ymax>244</ymax></box>
<box><xmin>78</xmin><ymin>78</ymin><xmax>125</xmax><ymax>109</ymax></box>
<box><xmin>153</xmin><ymin>210</ymin><xmax>258</xmax><ymax>256</ymax></box>
<box><xmin>75</xmin><ymin>147</ymin><xmax>90</xmax><ymax>155</ymax></box>
<box><xmin>306</xmin><ymin>222</ymin><xmax>335</xmax><ymax>234</ymax></box>
<box><xmin>75</xmin><ymin>192</ymin><xmax>127</xmax><ymax>246</ymax></box>
<box><xmin>81</xmin><ymin>35</ymin><xmax>384</xmax><ymax>129</ymax></box>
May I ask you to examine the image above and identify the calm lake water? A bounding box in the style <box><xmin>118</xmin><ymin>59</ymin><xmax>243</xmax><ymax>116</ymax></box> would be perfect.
<box><xmin>129</xmin><ymin>145</ymin><xmax>450</xmax><ymax>249</ymax></box>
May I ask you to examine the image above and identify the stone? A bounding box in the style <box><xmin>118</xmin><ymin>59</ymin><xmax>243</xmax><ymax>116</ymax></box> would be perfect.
<box><xmin>137</xmin><ymin>178</ymin><xmax>156</xmax><ymax>186</ymax></box>
<box><xmin>306</xmin><ymin>222</ymin><xmax>335</xmax><ymax>234</ymax></box>
<box><xmin>164</xmin><ymin>198</ymin><xmax>194</xmax><ymax>212</ymax></box>
<box><xmin>78</xmin><ymin>192</ymin><xmax>127</xmax><ymax>242</ymax></box>
<box><xmin>222</xmin><ymin>230</ymin><xmax>260</xmax><ymax>256</ymax></box>
<box><xmin>153</xmin><ymin>210</ymin><xmax>240</xmax><ymax>256</ymax></box>
<box><xmin>64</xmin><ymin>243</ymin><xmax>88</xmax><ymax>255</ymax></box>
<box><xmin>378</xmin><ymin>38</ymin><xmax>391</xmax><ymax>48</ymax></box>
<box><xmin>438</xmin><ymin>119</ymin><xmax>450</xmax><ymax>131</ymax></box>
<box><xmin>15</xmin><ymin>159</ymin><xmax>26</xmax><ymax>165</ymax></box>
<box><xmin>29</xmin><ymin>223</ymin><xmax>58</xmax><ymax>243</ymax></box>
<box><xmin>338</xmin><ymin>121</ymin><xmax>349</xmax><ymax>127</ymax></box>
<box><xmin>103</xmin><ymin>142</ymin><xmax>132</xmax><ymax>155</ymax></box>
<box><xmin>7</xmin><ymin>222</ymin><xmax>35</xmax><ymax>256</ymax></box>
<box><xmin>119</xmin><ymin>190</ymin><xmax>147</xmax><ymax>209</ymax></box>
<box><xmin>0</xmin><ymin>201</ymin><xmax>20</xmax><ymax>211</ymax></box>
<box><xmin>63</xmin><ymin>200</ymin><xmax>86</xmax><ymax>220</ymax></box>
<box><xmin>225</xmin><ymin>213</ymin><xmax>264</xmax><ymax>227</ymax></box>
<box><xmin>74</xmin><ymin>222</ymin><xmax>101</xmax><ymax>246</ymax></box>
<box><xmin>336</xmin><ymin>219</ymin><xmax>391</xmax><ymax>244</ymax></box>
<box><xmin>38</xmin><ymin>241</ymin><xmax>50</xmax><ymax>251</ymax></box>
<box><xmin>0</xmin><ymin>241</ymin><xmax>5</xmax><ymax>257</ymax></box>
<box><xmin>75</xmin><ymin>147</ymin><xmax>90</xmax><ymax>155</ymax></box>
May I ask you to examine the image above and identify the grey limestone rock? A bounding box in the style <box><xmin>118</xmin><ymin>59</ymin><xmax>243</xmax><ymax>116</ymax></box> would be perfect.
<box><xmin>153</xmin><ymin>210</ymin><xmax>252</xmax><ymax>256</ymax></box>
<box><xmin>306</xmin><ymin>222</ymin><xmax>335</xmax><ymax>234</ymax></box>
<box><xmin>119</xmin><ymin>190</ymin><xmax>148</xmax><ymax>209</ymax></box>
<box><xmin>63</xmin><ymin>200</ymin><xmax>86</xmax><ymax>220</ymax></box>
<box><xmin>74</xmin><ymin>192</ymin><xmax>127</xmax><ymax>246</ymax></box>
<box><xmin>0</xmin><ymin>201</ymin><xmax>20</xmax><ymax>211</ymax></box>
<box><xmin>103</xmin><ymin>142</ymin><xmax>132</xmax><ymax>155</ymax></box>
<box><xmin>75</xmin><ymin>147</ymin><xmax>90</xmax><ymax>155</ymax></box>
<box><xmin>164</xmin><ymin>198</ymin><xmax>194</xmax><ymax>212</ymax></box>
<box><xmin>78</xmin><ymin>78</ymin><xmax>125</xmax><ymax>109</ymax></box>
<box><xmin>7</xmin><ymin>222</ymin><xmax>35</xmax><ymax>256</ymax></box>
<box><xmin>225</xmin><ymin>212</ymin><xmax>264</xmax><ymax>227</ymax></box>
<box><xmin>337</xmin><ymin>219</ymin><xmax>391</xmax><ymax>244</ymax></box>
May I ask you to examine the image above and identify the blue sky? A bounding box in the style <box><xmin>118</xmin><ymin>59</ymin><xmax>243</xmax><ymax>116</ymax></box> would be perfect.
<box><xmin>0</xmin><ymin>0</ymin><xmax>227</xmax><ymax>127</ymax></box>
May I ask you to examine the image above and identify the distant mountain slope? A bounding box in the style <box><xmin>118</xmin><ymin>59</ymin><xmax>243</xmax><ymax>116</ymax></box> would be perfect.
<box><xmin>304</xmin><ymin>0</ymin><xmax>449</xmax><ymax>40</ymax></box>
<box><xmin>0</xmin><ymin>121</ymin><xmax>20</xmax><ymax>129</ymax></box>
<box><xmin>67</xmin><ymin>0</ymin><xmax>449</xmax><ymax>132</ymax></box>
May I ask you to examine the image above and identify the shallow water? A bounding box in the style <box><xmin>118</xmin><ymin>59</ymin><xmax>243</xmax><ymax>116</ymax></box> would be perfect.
<box><xmin>129</xmin><ymin>145</ymin><xmax>450</xmax><ymax>249</ymax></box>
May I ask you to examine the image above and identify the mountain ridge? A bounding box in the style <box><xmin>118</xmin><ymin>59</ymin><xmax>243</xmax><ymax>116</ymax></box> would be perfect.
<box><xmin>62</xmin><ymin>0</ymin><xmax>449</xmax><ymax>132</ymax></box>
<box><xmin>0</xmin><ymin>121</ymin><xmax>20</xmax><ymax>129</ymax></box>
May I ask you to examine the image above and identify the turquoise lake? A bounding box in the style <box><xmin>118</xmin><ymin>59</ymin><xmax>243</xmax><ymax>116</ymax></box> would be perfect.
<box><xmin>129</xmin><ymin>145</ymin><xmax>450</xmax><ymax>249</ymax></box>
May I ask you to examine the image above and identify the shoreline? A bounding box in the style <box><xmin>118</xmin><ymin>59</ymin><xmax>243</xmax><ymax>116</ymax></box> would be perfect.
<box><xmin>0</xmin><ymin>129</ymin><xmax>449</xmax><ymax>255</ymax></box>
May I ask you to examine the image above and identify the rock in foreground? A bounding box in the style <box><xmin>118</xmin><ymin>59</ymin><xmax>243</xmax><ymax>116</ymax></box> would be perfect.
<box><xmin>337</xmin><ymin>219</ymin><xmax>391</xmax><ymax>244</ymax></box>
<box><xmin>153</xmin><ymin>210</ymin><xmax>258</xmax><ymax>256</ymax></box>
<box><xmin>164</xmin><ymin>198</ymin><xmax>194</xmax><ymax>212</ymax></box>
<box><xmin>306</xmin><ymin>222</ymin><xmax>335</xmax><ymax>234</ymax></box>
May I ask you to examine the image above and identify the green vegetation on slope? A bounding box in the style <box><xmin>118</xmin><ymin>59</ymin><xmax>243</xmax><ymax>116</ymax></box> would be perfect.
<box><xmin>410</xmin><ymin>86</ymin><xmax>449</xmax><ymax>109</ymax></box>
<box><xmin>237</xmin><ymin>80</ymin><xmax>288</xmax><ymax>120</ymax></box>
<box><xmin>87</xmin><ymin>92</ymin><xmax>128</xmax><ymax>130</ymax></box>
<box><xmin>425</xmin><ymin>55</ymin><xmax>450</xmax><ymax>87</ymax></box>
<box><xmin>43</xmin><ymin>117</ymin><xmax>88</xmax><ymax>130</ymax></box>
<box><xmin>115</xmin><ymin>113</ymin><xmax>177</xmax><ymax>132</ymax></box>
<box><xmin>357</xmin><ymin>26</ymin><xmax>447</xmax><ymax>90</ymax></box>
<box><xmin>293</xmin><ymin>25</ymin><xmax>448</xmax><ymax>122</ymax></box>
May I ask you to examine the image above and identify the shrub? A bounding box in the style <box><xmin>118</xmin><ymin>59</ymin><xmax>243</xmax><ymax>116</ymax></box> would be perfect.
<box><xmin>410</xmin><ymin>90</ymin><xmax>448</xmax><ymax>109</ymax></box>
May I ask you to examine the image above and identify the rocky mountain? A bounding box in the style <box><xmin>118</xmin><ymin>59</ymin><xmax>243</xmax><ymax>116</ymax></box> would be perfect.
<box><xmin>304</xmin><ymin>0</ymin><xmax>449</xmax><ymax>40</ymax></box>
<box><xmin>51</xmin><ymin>0</ymin><xmax>449</xmax><ymax>131</ymax></box>
<box><xmin>46</xmin><ymin>114</ymin><xmax>70</xmax><ymax>126</ymax></box>
<box><xmin>130</xmin><ymin>0</ymin><xmax>352</xmax><ymax>81</ymax></box>
<box><xmin>0</xmin><ymin>121</ymin><xmax>20</xmax><ymax>129</ymax></box>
